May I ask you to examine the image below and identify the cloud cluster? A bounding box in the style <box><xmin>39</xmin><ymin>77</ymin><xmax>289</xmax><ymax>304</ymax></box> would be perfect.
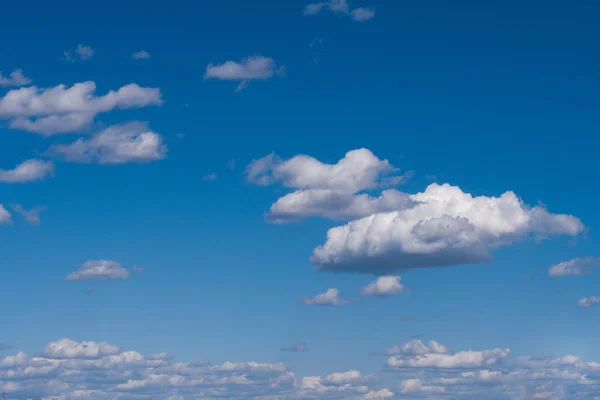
<box><xmin>360</xmin><ymin>276</ymin><xmax>405</xmax><ymax>297</ymax></box>
<box><xmin>47</xmin><ymin>122</ymin><xmax>166</xmax><ymax>164</ymax></box>
<box><xmin>304</xmin><ymin>0</ymin><xmax>375</xmax><ymax>21</ymax></box>
<box><xmin>2</xmin><ymin>338</ymin><xmax>599</xmax><ymax>399</ymax></box>
<box><xmin>578</xmin><ymin>296</ymin><xmax>600</xmax><ymax>309</ymax></box>
<box><xmin>65</xmin><ymin>260</ymin><xmax>132</xmax><ymax>281</ymax></box>
<box><xmin>248</xmin><ymin>148</ymin><xmax>584</xmax><ymax>275</ymax></box>
<box><xmin>64</xmin><ymin>44</ymin><xmax>95</xmax><ymax>62</ymax></box>
<box><xmin>0</xmin><ymin>81</ymin><xmax>162</xmax><ymax>135</ymax></box>
<box><xmin>0</xmin><ymin>69</ymin><xmax>32</xmax><ymax>87</ymax></box>
<box><xmin>204</xmin><ymin>56</ymin><xmax>282</xmax><ymax>92</ymax></box>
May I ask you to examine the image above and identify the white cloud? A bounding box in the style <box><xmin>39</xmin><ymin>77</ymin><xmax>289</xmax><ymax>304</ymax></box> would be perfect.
<box><xmin>131</xmin><ymin>50</ymin><xmax>151</xmax><ymax>60</ymax></box>
<box><xmin>374</xmin><ymin>340</ymin><xmax>449</xmax><ymax>356</ymax></box>
<box><xmin>578</xmin><ymin>297</ymin><xmax>600</xmax><ymax>309</ymax></box>
<box><xmin>65</xmin><ymin>260</ymin><xmax>130</xmax><ymax>281</ymax></box>
<box><xmin>360</xmin><ymin>276</ymin><xmax>405</xmax><ymax>297</ymax></box>
<box><xmin>0</xmin><ymin>205</ymin><xmax>11</xmax><ymax>225</ymax></box>
<box><xmin>387</xmin><ymin>347</ymin><xmax>510</xmax><ymax>369</ymax></box>
<box><xmin>281</xmin><ymin>342</ymin><xmax>306</xmax><ymax>352</ymax></box>
<box><xmin>0</xmin><ymin>81</ymin><xmax>162</xmax><ymax>135</ymax></box>
<box><xmin>205</xmin><ymin>56</ymin><xmax>281</xmax><ymax>91</ymax></box>
<box><xmin>299</xmin><ymin>288</ymin><xmax>351</xmax><ymax>306</ymax></box>
<box><xmin>400</xmin><ymin>378</ymin><xmax>444</xmax><ymax>393</ymax></box>
<box><xmin>311</xmin><ymin>182</ymin><xmax>584</xmax><ymax>274</ymax></box>
<box><xmin>0</xmin><ymin>69</ymin><xmax>32</xmax><ymax>87</ymax></box>
<box><xmin>75</xmin><ymin>44</ymin><xmax>95</xmax><ymax>60</ymax></box>
<box><xmin>44</xmin><ymin>339</ymin><xmax>120</xmax><ymax>359</ymax></box>
<box><xmin>10</xmin><ymin>204</ymin><xmax>46</xmax><ymax>226</ymax></box>
<box><xmin>548</xmin><ymin>257</ymin><xmax>600</xmax><ymax>277</ymax></box>
<box><xmin>203</xmin><ymin>172</ymin><xmax>218</xmax><ymax>181</ymax></box>
<box><xmin>362</xmin><ymin>388</ymin><xmax>394</xmax><ymax>399</ymax></box>
<box><xmin>351</xmin><ymin>7</ymin><xmax>376</xmax><ymax>21</ymax></box>
<box><xmin>247</xmin><ymin>149</ymin><xmax>413</xmax><ymax>223</ymax></box>
<box><xmin>0</xmin><ymin>160</ymin><xmax>54</xmax><ymax>183</ymax></box>
<box><xmin>323</xmin><ymin>370</ymin><xmax>375</xmax><ymax>385</ymax></box>
<box><xmin>303</xmin><ymin>0</ymin><xmax>375</xmax><ymax>21</ymax></box>
<box><xmin>47</xmin><ymin>122</ymin><xmax>166</xmax><ymax>164</ymax></box>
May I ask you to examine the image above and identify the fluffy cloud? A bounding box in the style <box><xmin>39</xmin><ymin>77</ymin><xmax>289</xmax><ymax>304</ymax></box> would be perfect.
<box><xmin>400</xmin><ymin>378</ymin><xmax>444</xmax><ymax>393</ymax></box>
<box><xmin>299</xmin><ymin>288</ymin><xmax>351</xmax><ymax>306</ymax></box>
<box><xmin>65</xmin><ymin>260</ymin><xmax>131</xmax><ymax>281</ymax></box>
<box><xmin>204</xmin><ymin>56</ymin><xmax>282</xmax><ymax>92</ymax></box>
<box><xmin>387</xmin><ymin>347</ymin><xmax>510</xmax><ymax>369</ymax></box>
<box><xmin>47</xmin><ymin>122</ymin><xmax>166</xmax><ymax>164</ymax></box>
<box><xmin>578</xmin><ymin>297</ymin><xmax>600</xmax><ymax>308</ymax></box>
<box><xmin>0</xmin><ymin>338</ymin><xmax>599</xmax><ymax>399</ymax></box>
<box><xmin>44</xmin><ymin>339</ymin><xmax>120</xmax><ymax>359</ymax></box>
<box><xmin>312</xmin><ymin>182</ymin><xmax>583</xmax><ymax>274</ymax></box>
<box><xmin>0</xmin><ymin>69</ymin><xmax>32</xmax><ymax>87</ymax></box>
<box><xmin>373</xmin><ymin>340</ymin><xmax>449</xmax><ymax>356</ymax></box>
<box><xmin>548</xmin><ymin>257</ymin><xmax>600</xmax><ymax>277</ymax></box>
<box><xmin>0</xmin><ymin>81</ymin><xmax>162</xmax><ymax>135</ymax></box>
<box><xmin>246</xmin><ymin>149</ymin><xmax>414</xmax><ymax>222</ymax></box>
<box><xmin>0</xmin><ymin>159</ymin><xmax>54</xmax><ymax>183</ymax></box>
<box><xmin>10</xmin><ymin>204</ymin><xmax>46</xmax><ymax>225</ymax></box>
<box><xmin>64</xmin><ymin>44</ymin><xmax>95</xmax><ymax>61</ymax></box>
<box><xmin>360</xmin><ymin>276</ymin><xmax>405</xmax><ymax>297</ymax></box>
<box><xmin>303</xmin><ymin>0</ymin><xmax>375</xmax><ymax>21</ymax></box>
<box><xmin>281</xmin><ymin>342</ymin><xmax>306</xmax><ymax>352</ymax></box>
<box><xmin>131</xmin><ymin>50</ymin><xmax>151</xmax><ymax>60</ymax></box>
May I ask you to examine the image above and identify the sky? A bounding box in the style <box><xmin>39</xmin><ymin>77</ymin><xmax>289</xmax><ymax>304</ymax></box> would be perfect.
<box><xmin>0</xmin><ymin>0</ymin><xmax>599</xmax><ymax>399</ymax></box>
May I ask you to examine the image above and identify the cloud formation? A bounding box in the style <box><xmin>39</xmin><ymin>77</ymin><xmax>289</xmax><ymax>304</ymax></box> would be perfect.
<box><xmin>281</xmin><ymin>342</ymin><xmax>306</xmax><ymax>352</ymax></box>
<box><xmin>0</xmin><ymin>81</ymin><xmax>162</xmax><ymax>135</ymax></box>
<box><xmin>10</xmin><ymin>204</ymin><xmax>46</xmax><ymax>225</ymax></box>
<box><xmin>131</xmin><ymin>50</ymin><xmax>151</xmax><ymax>60</ymax></box>
<box><xmin>311</xmin><ymin>182</ymin><xmax>583</xmax><ymax>274</ymax></box>
<box><xmin>47</xmin><ymin>122</ymin><xmax>166</xmax><ymax>164</ymax></box>
<box><xmin>64</xmin><ymin>44</ymin><xmax>95</xmax><ymax>61</ymax></box>
<box><xmin>548</xmin><ymin>257</ymin><xmax>600</xmax><ymax>277</ymax></box>
<box><xmin>299</xmin><ymin>288</ymin><xmax>351</xmax><ymax>306</ymax></box>
<box><xmin>303</xmin><ymin>0</ymin><xmax>375</xmax><ymax>21</ymax></box>
<box><xmin>372</xmin><ymin>339</ymin><xmax>449</xmax><ymax>356</ymax></box>
<box><xmin>65</xmin><ymin>260</ymin><xmax>131</xmax><ymax>281</ymax></box>
<box><xmin>0</xmin><ymin>69</ymin><xmax>32</xmax><ymax>87</ymax></box>
<box><xmin>360</xmin><ymin>276</ymin><xmax>405</xmax><ymax>297</ymax></box>
<box><xmin>0</xmin><ymin>160</ymin><xmax>54</xmax><ymax>183</ymax></box>
<box><xmin>204</xmin><ymin>56</ymin><xmax>282</xmax><ymax>92</ymax></box>
<box><xmin>578</xmin><ymin>296</ymin><xmax>600</xmax><ymax>308</ymax></box>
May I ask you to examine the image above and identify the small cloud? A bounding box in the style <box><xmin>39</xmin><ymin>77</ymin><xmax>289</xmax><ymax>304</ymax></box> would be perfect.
<box><xmin>281</xmin><ymin>342</ymin><xmax>306</xmax><ymax>352</ymax></box>
<box><xmin>0</xmin><ymin>69</ymin><xmax>32</xmax><ymax>87</ymax></box>
<box><xmin>131</xmin><ymin>50</ymin><xmax>151</xmax><ymax>60</ymax></box>
<box><xmin>66</xmin><ymin>260</ymin><xmax>130</xmax><ymax>281</ymax></box>
<box><xmin>578</xmin><ymin>296</ymin><xmax>600</xmax><ymax>308</ymax></box>
<box><xmin>203</xmin><ymin>173</ymin><xmax>217</xmax><ymax>181</ymax></box>
<box><xmin>303</xmin><ymin>0</ymin><xmax>375</xmax><ymax>21</ymax></box>
<box><xmin>299</xmin><ymin>288</ymin><xmax>352</xmax><ymax>306</ymax></box>
<box><xmin>548</xmin><ymin>257</ymin><xmax>600</xmax><ymax>278</ymax></box>
<box><xmin>360</xmin><ymin>276</ymin><xmax>406</xmax><ymax>297</ymax></box>
<box><xmin>351</xmin><ymin>7</ymin><xmax>376</xmax><ymax>21</ymax></box>
<box><xmin>10</xmin><ymin>204</ymin><xmax>46</xmax><ymax>225</ymax></box>
<box><xmin>235</xmin><ymin>80</ymin><xmax>250</xmax><ymax>93</ymax></box>
<box><xmin>0</xmin><ymin>160</ymin><xmax>54</xmax><ymax>183</ymax></box>
<box><xmin>76</xmin><ymin>44</ymin><xmax>95</xmax><ymax>60</ymax></box>
<box><xmin>131</xmin><ymin>266</ymin><xmax>144</xmax><ymax>274</ymax></box>
<box><xmin>204</xmin><ymin>56</ymin><xmax>282</xmax><ymax>92</ymax></box>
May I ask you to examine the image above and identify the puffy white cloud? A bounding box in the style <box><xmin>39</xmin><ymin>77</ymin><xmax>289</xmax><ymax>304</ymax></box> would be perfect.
<box><xmin>131</xmin><ymin>50</ymin><xmax>151</xmax><ymax>60</ymax></box>
<box><xmin>0</xmin><ymin>69</ymin><xmax>32</xmax><ymax>87</ymax></box>
<box><xmin>400</xmin><ymin>378</ymin><xmax>444</xmax><ymax>393</ymax></box>
<box><xmin>578</xmin><ymin>297</ymin><xmax>600</xmax><ymax>309</ymax></box>
<box><xmin>0</xmin><ymin>159</ymin><xmax>54</xmax><ymax>183</ymax></box>
<box><xmin>44</xmin><ymin>339</ymin><xmax>120</xmax><ymax>359</ymax></box>
<box><xmin>312</xmin><ymin>183</ymin><xmax>584</xmax><ymax>274</ymax></box>
<box><xmin>204</xmin><ymin>56</ymin><xmax>282</xmax><ymax>92</ymax></box>
<box><xmin>47</xmin><ymin>122</ymin><xmax>166</xmax><ymax>164</ymax></box>
<box><xmin>323</xmin><ymin>370</ymin><xmax>375</xmax><ymax>385</ymax></box>
<box><xmin>65</xmin><ymin>260</ymin><xmax>130</xmax><ymax>281</ymax></box>
<box><xmin>387</xmin><ymin>347</ymin><xmax>510</xmax><ymax>369</ymax></box>
<box><xmin>360</xmin><ymin>276</ymin><xmax>405</xmax><ymax>297</ymax></box>
<box><xmin>281</xmin><ymin>342</ymin><xmax>306</xmax><ymax>352</ymax></box>
<box><xmin>10</xmin><ymin>204</ymin><xmax>46</xmax><ymax>225</ymax></box>
<box><xmin>548</xmin><ymin>257</ymin><xmax>600</xmax><ymax>277</ymax></box>
<box><xmin>374</xmin><ymin>340</ymin><xmax>449</xmax><ymax>356</ymax></box>
<box><xmin>299</xmin><ymin>288</ymin><xmax>351</xmax><ymax>306</ymax></box>
<box><xmin>247</xmin><ymin>149</ymin><xmax>413</xmax><ymax>223</ymax></box>
<box><xmin>303</xmin><ymin>0</ymin><xmax>375</xmax><ymax>21</ymax></box>
<box><xmin>0</xmin><ymin>81</ymin><xmax>162</xmax><ymax>135</ymax></box>
<box><xmin>362</xmin><ymin>388</ymin><xmax>394</xmax><ymax>399</ymax></box>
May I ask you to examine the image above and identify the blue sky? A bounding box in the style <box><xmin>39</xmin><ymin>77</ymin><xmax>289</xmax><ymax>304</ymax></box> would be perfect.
<box><xmin>0</xmin><ymin>0</ymin><xmax>599</xmax><ymax>399</ymax></box>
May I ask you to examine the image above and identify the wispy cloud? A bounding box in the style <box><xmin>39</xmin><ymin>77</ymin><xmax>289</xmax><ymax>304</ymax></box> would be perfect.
<box><xmin>10</xmin><ymin>204</ymin><xmax>46</xmax><ymax>225</ymax></box>
<box><xmin>0</xmin><ymin>160</ymin><xmax>54</xmax><ymax>183</ymax></box>
<box><xmin>299</xmin><ymin>288</ymin><xmax>352</xmax><ymax>306</ymax></box>
<box><xmin>304</xmin><ymin>0</ymin><xmax>375</xmax><ymax>21</ymax></box>
<box><xmin>204</xmin><ymin>56</ymin><xmax>283</xmax><ymax>92</ymax></box>
<box><xmin>281</xmin><ymin>342</ymin><xmax>306</xmax><ymax>352</ymax></box>
<box><xmin>131</xmin><ymin>50</ymin><xmax>151</xmax><ymax>60</ymax></box>
<box><xmin>66</xmin><ymin>260</ymin><xmax>131</xmax><ymax>281</ymax></box>
<box><xmin>0</xmin><ymin>69</ymin><xmax>32</xmax><ymax>87</ymax></box>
